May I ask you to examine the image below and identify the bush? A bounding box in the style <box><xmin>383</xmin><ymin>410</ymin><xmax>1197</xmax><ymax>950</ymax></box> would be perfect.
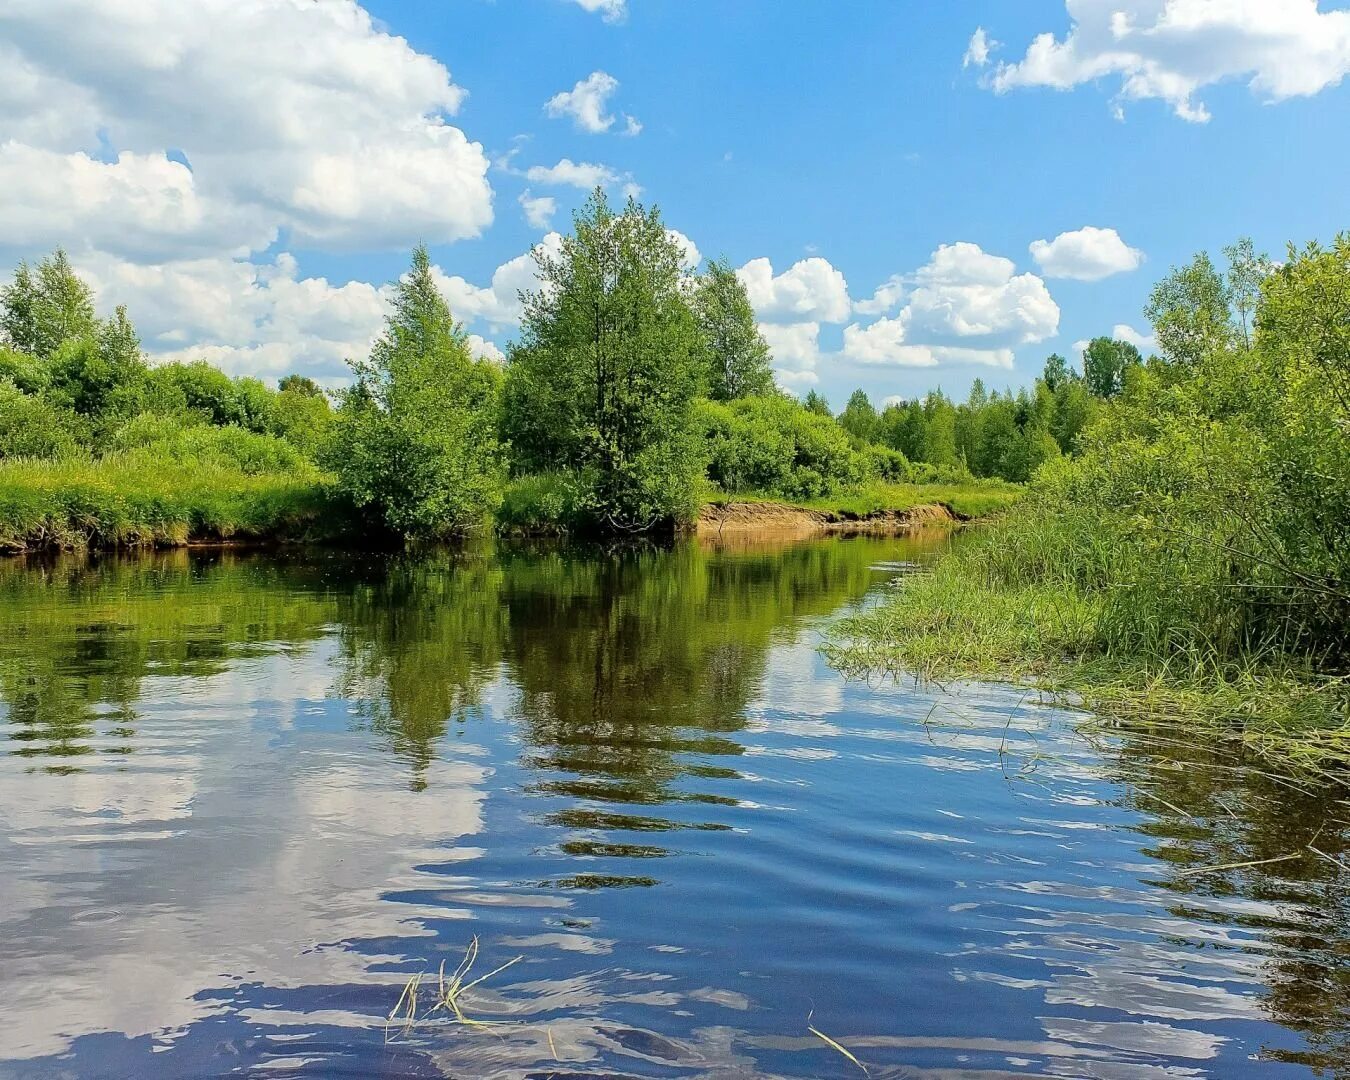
<box><xmin>496</xmin><ymin>471</ymin><xmax>587</xmax><ymax>534</ymax></box>
<box><xmin>107</xmin><ymin>413</ymin><xmax>311</xmax><ymax>475</ymax></box>
<box><xmin>0</xmin><ymin>379</ymin><xmax>88</xmax><ymax>460</ymax></box>
<box><xmin>698</xmin><ymin>394</ymin><xmax>865</xmax><ymax>500</ymax></box>
<box><xmin>864</xmin><ymin>444</ymin><xmax>911</xmax><ymax>483</ymax></box>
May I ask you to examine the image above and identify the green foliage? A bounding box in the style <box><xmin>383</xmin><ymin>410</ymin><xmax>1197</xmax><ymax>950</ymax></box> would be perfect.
<box><xmin>836</xmin><ymin>234</ymin><xmax>1350</xmax><ymax>725</ymax></box>
<box><xmin>1081</xmin><ymin>336</ymin><xmax>1142</xmax><ymax>398</ymax></box>
<box><xmin>496</xmin><ymin>471</ymin><xmax>590</xmax><ymax>535</ymax></box>
<box><xmin>802</xmin><ymin>390</ymin><xmax>832</xmax><ymax>417</ymax></box>
<box><xmin>1144</xmin><ymin>250</ymin><xmax>1232</xmax><ymax>369</ymax></box>
<box><xmin>693</xmin><ymin>257</ymin><xmax>774</xmax><ymax>400</ymax></box>
<box><xmin>0</xmin><ymin>380</ymin><xmax>87</xmax><ymax>460</ymax></box>
<box><xmin>326</xmin><ymin>244</ymin><xmax>504</xmax><ymax>537</ymax></box>
<box><xmin>838</xmin><ymin>388</ymin><xmax>881</xmax><ymax>444</ymax></box>
<box><xmin>0</xmin><ymin>452</ymin><xmax>330</xmax><ymax>552</ymax></box>
<box><xmin>46</xmin><ymin>333</ymin><xmax>148</xmax><ymax>419</ymax></box>
<box><xmin>697</xmin><ymin>394</ymin><xmax>864</xmax><ymax>499</ymax></box>
<box><xmin>505</xmin><ymin>190</ymin><xmax>706</xmax><ymax>530</ymax></box>
<box><xmin>0</xmin><ymin>250</ymin><xmax>98</xmax><ymax>360</ymax></box>
<box><xmin>0</xmin><ymin>346</ymin><xmax>50</xmax><ymax>395</ymax></box>
<box><xmin>106</xmin><ymin>412</ymin><xmax>311</xmax><ymax>475</ymax></box>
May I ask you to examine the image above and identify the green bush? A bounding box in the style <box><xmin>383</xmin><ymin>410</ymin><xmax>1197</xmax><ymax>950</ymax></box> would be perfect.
<box><xmin>108</xmin><ymin>413</ymin><xmax>311</xmax><ymax>475</ymax></box>
<box><xmin>698</xmin><ymin>394</ymin><xmax>865</xmax><ymax>500</ymax></box>
<box><xmin>0</xmin><ymin>380</ymin><xmax>88</xmax><ymax>459</ymax></box>
<box><xmin>496</xmin><ymin>471</ymin><xmax>587</xmax><ymax>534</ymax></box>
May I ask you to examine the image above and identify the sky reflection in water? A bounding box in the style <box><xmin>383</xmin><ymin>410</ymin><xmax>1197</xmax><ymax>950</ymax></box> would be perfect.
<box><xmin>0</xmin><ymin>535</ymin><xmax>1346</xmax><ymax>1079</ymax></box>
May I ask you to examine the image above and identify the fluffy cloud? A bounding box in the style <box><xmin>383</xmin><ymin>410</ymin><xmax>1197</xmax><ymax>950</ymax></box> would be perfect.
<box><xmin>78</xmin><ymin>252</ymin><xmax>388</xmax><ymax>383</ymax></box>
<box><xmin>737</xmin><ymin>257</ymin><xmax>852</xmax><ymax>324</ymax></box>
<box><xmin>1110</xmin><ymin>322</ymin><xmax>1158</xmax><ymax>352</ymax></box>
<box><xmin>1029</xmin><ymin>226</ymin><xmax>1144</xmax><ymax>281</ymax></box>
<box><xmin>433</xmin><ymin>233</ymin><xmax>565</xmax><ymax>331</ymax></box>
<box><xmin>841</xmin><ymin>242</ymin><xmax>1057</xmax><ymax>368</ymax></box>
<box><xmin>519</xmin><ymin>191</ymin><xmax>557</xmax><ymax>230</ymax></box>
<box><xmin>0</xmin><ymin>145</ymin><xmax>273</xmax><ymax>263</ymax></box>
<box><xmin>525</xmin><ymin>158</ymin><xmax>621</xmax><ymax>189</ymax></box>
<box><xmin>0</xmin><ymin>0</ymin><xmax>492</xmax><ymax>255</ymax></box>
<box><xmin>759</xmin><ymin>322</ymin><xmax>823</xmax><ymax>386</ymax></box>
<box><xmin>964</xmin><ymin>27</ymin><xmax>996</xmax><ymax>68</ymax></box>
<box><xmin>853</xmin><ymin>275</ymin><xmax>907</xmax><ymax>317</ymax></box>
<box><xmin>544</xmin><ymin>71</ymin><xmax>639</xmax><ymax>135</ymax></box>
<box><xmin>988</xmin><ymin>0</ymin><xmax>1350</xmax><ymax>122</ymax></box>
<box><xmin>466</xmin><ymin>334</ymin><xmax>506</xmax><ymax>364</ymax></box>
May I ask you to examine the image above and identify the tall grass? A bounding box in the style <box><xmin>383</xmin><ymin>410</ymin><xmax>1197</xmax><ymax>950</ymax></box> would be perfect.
<box><xmin>826</xmin><ymin>505</ymin><xmax>1350</xmax><ymax>770</ymax></box>
<box><xmin>0</xmin><ymin>452</ymin><xmax>334</xmax><ymax>552</ymax></box>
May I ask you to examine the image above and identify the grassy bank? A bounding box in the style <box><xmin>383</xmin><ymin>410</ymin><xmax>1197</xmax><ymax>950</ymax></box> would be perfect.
<box><xmin>722</xmin><ymin>479</ymin><xmax>1023</xmax><ymax>521</ymax></box>
<box><xmin>825</xmin><ymin>519</ymin><xmax>1350</xmax><ymax>776</ymax></box>
<box><xmin>0</xmin><ymin>454</ymin><xmax>334</xmax><ymax>552</ymax></box>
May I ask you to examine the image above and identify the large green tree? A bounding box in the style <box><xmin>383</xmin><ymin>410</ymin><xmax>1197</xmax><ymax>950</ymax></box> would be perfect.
<box><xmin>0</xmin><ymin>249</ymin><xmax>98</xmax><ymax>360</ymax></box>
<box><xmin>691</xmin><ymin>258</ymin><xmax>774</xmax><ymax>400</ymax></box>
<box><xmin>327</xmin><ymin>244</ymin><xmax>504</xmax><ymax>537</ymax></box>
<box><xmin>1081</xmin><ymin>336</ymin><xmax>1142</xmax><ymax>399</ymax></box>
<box><xmin>504</xmin><ymin>190</ymin><xmax>706</xmax><ymax>530</ymax></box>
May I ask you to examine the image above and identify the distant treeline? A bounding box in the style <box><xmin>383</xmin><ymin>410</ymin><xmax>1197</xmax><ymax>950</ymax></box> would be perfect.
<box><xmin>1</xmin><ymin>190</ymin><xmax>1128</xmax><ymax>543</ymax></box>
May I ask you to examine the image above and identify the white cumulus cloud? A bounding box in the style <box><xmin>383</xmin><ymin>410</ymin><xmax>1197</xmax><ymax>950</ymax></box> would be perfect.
<box><xmin>518</xmin><ymin>191</ymin><xmax>557</xmax><ymax>230</ymax></box>
<box><xmin>842</xmin><ymin>242</ymin><xmax>1058</xmax><ymax>368</ymax></box>
<box><xmin>525</xmin><ymin>158</ymin><xmax>621</xmax><ymax>189</ymax></box>
<box><xmin>432</xmin><ymin>233</ymin><xmax>565</xmax><ymax>331</ymax></box>
<box><xmin>544</xmin><ymin>71</ymin><xmax>639</xmax><ymax>135</ymax></box>
<box><xmin>737</xmin><ymin>257</ymin><xmax>852</xmax><ymax>324</ymax></box>
<box><xmin>964</xmin><ymin>27</ymin><xmax>997</xmax><ymax>68</ymax></box>
<box><xmin>988</xmin><ymin>0</ymin><xmax>1350</xmax><ymax>123</ymax></box>
<box><xmin>1029</xmin><ymin>226</ymin><xmax>1144</xmax><ymax>281</ymax></box>
<box><xmin>0</xmin><ymin>0</ymin><xmax>492</xmax><ymax>255</ymax></box>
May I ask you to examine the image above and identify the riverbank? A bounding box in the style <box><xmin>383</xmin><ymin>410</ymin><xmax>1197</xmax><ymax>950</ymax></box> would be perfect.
<box><xmin>824</xmin><ymin>519</ymin><xmax>1350</xmax><ymax>776</ymax></box>
<box><xmin>0</xmin><ymin>461</ymin><xmax>1019</xmax><ymax>553</ymax></box>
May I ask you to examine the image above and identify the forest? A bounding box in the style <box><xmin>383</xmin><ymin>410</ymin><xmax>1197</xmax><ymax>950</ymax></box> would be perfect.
<box><xmin>0</xmin><ymin>189</ymin><xmax>1132</xmax><ymax>550</ymax></box>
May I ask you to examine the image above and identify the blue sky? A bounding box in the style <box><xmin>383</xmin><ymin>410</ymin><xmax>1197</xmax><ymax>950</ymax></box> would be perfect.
<box><xmin>2</xmin><ymin>0</ymin><xmax>1349</xmax><ymax>406</ymax></box>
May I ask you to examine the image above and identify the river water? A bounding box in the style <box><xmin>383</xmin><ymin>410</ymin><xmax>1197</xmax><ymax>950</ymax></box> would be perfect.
<box><xmin>0</xmin><ymin>533</ymin><xmax>1346</xmax><ymax>1079</ymax></box>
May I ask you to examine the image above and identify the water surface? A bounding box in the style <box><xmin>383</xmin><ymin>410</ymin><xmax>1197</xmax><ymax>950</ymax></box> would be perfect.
<box><xmin>1</xmin><ymin>534</ymin><xmax>1347</xmax><ymax>1079</ymax></box>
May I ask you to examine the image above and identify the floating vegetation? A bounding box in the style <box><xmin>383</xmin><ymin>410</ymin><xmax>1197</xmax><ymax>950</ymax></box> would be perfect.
<box><xmin>808</xmin><ymin>1020</ymin><xmax>869</xmax><ymax>1076</ymax></box>
<box><xmin>385</xmin><ymin>936</ymin><xmax>525</xmax><ymax>1043</ymax></box>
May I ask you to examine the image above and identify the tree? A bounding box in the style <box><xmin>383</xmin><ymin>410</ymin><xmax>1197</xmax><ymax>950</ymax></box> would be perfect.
<box><xmin>1042</xmin><ymin>353</ymin><xmax>1071</xmax><ymax>392</ymax></box>
<box><xmin>837</xmin><ymin>388</ymin><xmax>880</xmax><ymax>444</ymax></box>
<box><xmin>1223</xmin><ymin>237</ymin><xmax>1272</xmax><ymax>349</ymax></box>
<box><xmin>1081</xmin><ymin>337</ymin><xmax>1142</xmax><ymax>399</ymax></box>
<box><xmin>803</xmin><ymin>390</ymin><xmax>832</xmax><ymax>417</ymax></box>
<box><xmin>692</xmin><ymin>258</ymin><xmax>774</xmax><ymax>400</ymax></box>
<box><xmin>327</xmin><ymin>244</ymin><xmax>504</xmax><ymax>536</ymax></box>
<box><xmin>504</xmin><ymin>190</ymin><xmax>706</xmax><ymax>530</ymax></box>
<box><xmin>1144</xmin><ymin>252</ymin><xmax>1232</xmax><ymax>368</ymax></box>
<box><xmin>279</xmin><ymin>374</ymin><xmax>324</xmax><ymax>397</ymax></box>
<box><xmin>0</xmin><ymin>250</ymin><xmax>98</xmax><ymax>360</ymax></box>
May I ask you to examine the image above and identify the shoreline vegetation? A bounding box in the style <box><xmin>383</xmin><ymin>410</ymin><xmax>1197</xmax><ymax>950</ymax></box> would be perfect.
<box><xmin>1</xmin><ymin>193</ymin><xmax>1344</xmax><ymax>767</ymax></box>
<box><xmin>1</xmin><ymin>191</ymin><xmax>1043</xmax><ymax>553</ymax></box>
<box><xmin>828</xmin><ymin>237</ymin><xmax>1349</xmax><ymax>772</ymax></box>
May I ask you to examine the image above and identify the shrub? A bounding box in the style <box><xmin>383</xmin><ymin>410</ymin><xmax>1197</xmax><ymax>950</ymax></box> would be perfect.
<box><xmin>0</xmin><ymin>379</ymin><xmax>88</xmax><ymax>460</ymax></box>
<box><xmin>698</xmin><ymin>394</ymin><xmax>865</xmax><ymax>500</ymax></box>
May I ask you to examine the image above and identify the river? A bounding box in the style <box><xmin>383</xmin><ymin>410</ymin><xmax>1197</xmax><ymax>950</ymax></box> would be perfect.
<box><xmin>0</xmin><ymin>533</ymin><xmax>1346</xmax><ymax>1078</ymax></box>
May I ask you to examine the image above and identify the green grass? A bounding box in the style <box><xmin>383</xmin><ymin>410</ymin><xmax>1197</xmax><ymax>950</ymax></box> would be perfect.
<box><xmin>0</xmin><ymin>453</ymin><xmax>337</xmax><ymax>552</ymax></box>
<box><xmin>707</xmin><ymin>479</ymin><xmax>1023</xmax><ymax>521</ymax></box>
<box><xmin>824</xmin><ymin>530</ymin><xmax>1350</xmax><ymax>776</ymax></box>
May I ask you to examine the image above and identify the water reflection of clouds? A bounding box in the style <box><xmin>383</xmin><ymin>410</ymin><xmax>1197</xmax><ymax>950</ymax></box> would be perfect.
<box><xmin>0</xmin><ymin>641</ymin><xmax>490</xmax><ymax>1062</ymax></box>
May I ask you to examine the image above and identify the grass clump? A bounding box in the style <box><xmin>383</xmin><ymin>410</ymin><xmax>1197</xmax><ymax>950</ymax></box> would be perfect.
<box><xmin>0</xmin><ymin>451</ymin><xmax>333</xmax><ymax>552</ymax></box>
